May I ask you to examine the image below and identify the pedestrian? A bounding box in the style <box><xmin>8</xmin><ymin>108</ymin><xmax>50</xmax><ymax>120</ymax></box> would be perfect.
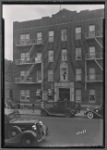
<box><xmin>32</xmin><ymin>104</ymin><xmax>35</xmax><ymax>113</ymax></box>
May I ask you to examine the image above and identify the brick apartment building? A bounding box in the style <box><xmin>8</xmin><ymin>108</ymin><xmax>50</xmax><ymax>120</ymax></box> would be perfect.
<box><xmin>13</xmin><ymin>8</ymin><xmax>104</xmax><ymax>107</ymax></box>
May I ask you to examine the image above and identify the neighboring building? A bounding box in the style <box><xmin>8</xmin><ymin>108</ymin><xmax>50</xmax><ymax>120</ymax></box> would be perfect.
<box><xmin>13</xmin><ymin>9</ymin><xmax>104</xmax><ymax>107</ymax></box>
<box><xmin>5</xmin><ymin>59</ymin><xmax>13</xmax><ymax>102</ymax></box>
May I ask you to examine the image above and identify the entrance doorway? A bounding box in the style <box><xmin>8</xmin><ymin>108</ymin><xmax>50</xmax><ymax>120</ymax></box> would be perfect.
<box><xmin>59</xmin><ymin>88</ymin><xmax>70</xmax><ymax>101</ymax></box>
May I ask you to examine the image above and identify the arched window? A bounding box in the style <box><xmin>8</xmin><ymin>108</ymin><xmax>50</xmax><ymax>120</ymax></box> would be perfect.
<box><xmin>60</xmin><ymin>62</ymin><xmax>68</xmax><ymax>81</ymax></box>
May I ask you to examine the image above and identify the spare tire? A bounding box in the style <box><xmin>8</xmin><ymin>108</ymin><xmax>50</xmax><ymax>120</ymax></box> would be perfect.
<box><xmin>8</xmin><ymin>126</ymin><xmax>21</xmax><ymax>138</ymax></box>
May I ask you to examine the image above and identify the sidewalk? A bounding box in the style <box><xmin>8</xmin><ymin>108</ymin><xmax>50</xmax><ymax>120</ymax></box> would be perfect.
<box><xmin>18</xmin><ymin>109</ymin><xmax>41</xmax><ymax>115</ymax></box>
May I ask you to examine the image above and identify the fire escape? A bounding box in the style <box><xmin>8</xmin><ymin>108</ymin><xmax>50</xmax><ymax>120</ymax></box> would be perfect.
<box><xmin>15</xmin><ymin>39</ymin><xmax>43</xmax><ymax>84</ymax></box>
<box><xmin>85</xmin><ymin>29</ymin><xmax>103</xmax><ymax>90</ymax></box>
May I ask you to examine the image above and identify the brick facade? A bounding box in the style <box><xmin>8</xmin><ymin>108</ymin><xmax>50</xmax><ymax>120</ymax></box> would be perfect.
<box><xmin>13</xmin><ymin>9</ymin><xmax>104</xmax><ymax>106</ymax></box>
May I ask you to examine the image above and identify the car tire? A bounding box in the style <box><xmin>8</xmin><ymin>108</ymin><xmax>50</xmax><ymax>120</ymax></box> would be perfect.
<box><xmin>65</xmin><ymin>109</ymin><xmax>71</xmax><ymax>118</ymax></box>
<box><xmin>87</xmin><ymin>112</ymin><xmax>94</xmax><ymax>119</ymax></box>
<box><xmin>22</xmin><ymin>135</ymin><xmax>36</xmax><ymax>147</ymax></box>
<box><xmin>8</xmin><ymin>126</ymin><xmax>21</xmax><ymax>138</ymax></box>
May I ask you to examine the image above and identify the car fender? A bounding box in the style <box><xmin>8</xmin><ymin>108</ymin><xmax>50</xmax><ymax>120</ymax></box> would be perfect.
<box><xmin>85</xmin><ymin>110</ymin><xmax>102</xmax><ymax>117</ymax></box>
<box><xmin>22</xmin><ymin>130</ymin><xmax>37</xmax><ymax>138</ymax></box>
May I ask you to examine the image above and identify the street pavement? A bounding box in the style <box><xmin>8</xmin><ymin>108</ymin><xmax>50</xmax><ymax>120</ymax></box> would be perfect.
<box><xmin>20</xmin><ymin>112</ymin><xmax>103</xmax><ymax>147</ymax></box>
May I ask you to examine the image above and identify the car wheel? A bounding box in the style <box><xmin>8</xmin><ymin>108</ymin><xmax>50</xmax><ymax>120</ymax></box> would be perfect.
<box><xmin>65</xmin><ymin>109</ymin><xmax>71</xmax><ymax>118</ymax></box>
<box><xmin>87</xmin><ymin>112</ymin><xmax>94</xmax><ymax>119</ymax></box>
<box><xmin>8</xmin><ymin>126</ymin><xmax>21</xmax><ymax>138</ymax></box>
<box><xmin>22</xmin><ymin>136</ymin><xmax>36</xmax><ymax>147</ymax></box>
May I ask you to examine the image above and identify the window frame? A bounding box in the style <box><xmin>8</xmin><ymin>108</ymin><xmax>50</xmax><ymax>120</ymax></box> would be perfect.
<box><xmin>76</xmin><ymin>68</ymin><xmax>82</xmax><ymax>81</ymax></box>
<box><xmin>48</xmin><ymin>50</ymin><xmax>54</xmax><ymax>62</ymax></box>
<box><xmin>89</xmin><ymin>89</ymin><xmax>96</xmax><ymax>103</ymax></box>
<box><xmin>48</xmin><ymin>70</ymin><xmax>54</xmax><ymax>82</ymax></box>
<box><xmin>76</xmin><ymin>89</ymin><xmax>82</xmax><ymax>101</ymax></box>
<box><xmin>75</xmin><ymin>27</ymin><xmax>81</xmax><ymax>40</ymax></box>
<box><xmin>48</xmin><ymin>31</ymin><xmax>54</xmax><ymax>42</ymax></box>
<box><xmin>61</xmin><ymin>29</ymin><xmax>67</xmax><ymax>41</ymax></box>
<box><xmin>62</xmin><ymin>49</ymin><xmax>67</xmax><ymax>61</ymax></box>
<box><xmin>76</xmin><ymin>48</ymin><xmax>82</xmax><ymax>60</ymax></box>
<box><xmin>20</xmin><ymin>90</ymin><xmax>30</xmax><ymax>101</ymax></box>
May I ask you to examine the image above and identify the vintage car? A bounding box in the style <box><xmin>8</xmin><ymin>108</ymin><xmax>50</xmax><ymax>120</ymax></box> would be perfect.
<box><xmin>41</xmin><ymin>101</ymin><xmax>81</xmax><ymax>118</ymax></box>
<box><xmin>4</xmin><ymin>110</ymin><xmax>49</xmax><ymax>147</ymax></box>
<box><xmin>84</xmin><ymin>105</ymin><xmax>103</xmax><ymax>119</ymax></box>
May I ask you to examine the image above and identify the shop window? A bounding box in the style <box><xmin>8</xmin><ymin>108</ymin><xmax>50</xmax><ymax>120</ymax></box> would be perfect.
<box><xmin>62</xmin><ymin>49</ymin><xmax>67</xmax><ymax>61</ymax></box>
<box><xmin>76</xmin><ymin>68</ymin><xmax>82</xmax><ymax>81</ymax></box>
<box><xmin>75</xmin><ymin>27</ymin><xmax>81</xmax><ymax>40</ymax></box>
<box><xmin>48</xmin><ymin>50</ymin><xmax>54</xmax><ymax>62</ymax></box>
<box><xmin>48</xmin><ymin>31</ymin><xmax>54</xmax><ymax>42</ymax></box>
<box><xmin>76</xmin><ymin>90</ymin><xmax>81</xmax><ymax>101</ymax></box>
<box><xmin>89</xmin><ymin>89</ymin><xmax>96</xmax><ymax>102</ymax></box>
<box><xmin>48</xmin><ymin>70</ymin><xmax>54</xmax><ymax>82</ymax></box>
<box><xmin>76</xmin><ymin>48</ymin><xmax>81</xmax><ymax>60</ymax></box>
<box><xmin>61</xmin><ymin>29</ymin><xmax>67</xmax><ymax>41</ymax></box>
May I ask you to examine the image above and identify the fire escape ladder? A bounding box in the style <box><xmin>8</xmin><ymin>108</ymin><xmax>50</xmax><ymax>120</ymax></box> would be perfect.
<box><xmin>95</xmin><ymin>37</ymin><xmax>103</xmax><ymax>48</ymax></box>
<box><xmin>94</xmin><ymin>59</ymin><xmax>103</xmax><ymax>71</ymax></box>
<box><xmin>22</xmin><ymin>63</ymin><xmax>36</xmax><ymax>82</ymax></box>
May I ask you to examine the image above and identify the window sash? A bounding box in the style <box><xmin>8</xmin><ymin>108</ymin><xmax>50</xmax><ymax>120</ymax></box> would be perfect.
<box><xmin>62</xmin><ymin>49</ymin><xmax>67</xmax><ymax>61</ymax></box>
<box><xmin>75</xmin><ymin>27</ymin><xmax>81</xmax><ymax>33</ymax></box>
<box><xmin>76</xmin><ymin>90</ymin><xmax>81</xmax><ymax>101</ymax></box>
<box><xmin>48</xmin><ymin>51</ymin><xmax>54</xmax><ymax>62</ymax></box>
<box><xmin>61</xmin><ymin>67</ymin><xmax>67</xmax><ymax>81</ymax></box>
<box><xmin>76</xmin><ymin>69</ymin><xmax>81</xmax><ymax>80</ymax></box>
<box><xmin>89</xmin><ymin>89</ymin><xmax>96</xmax><ymax>101</ymax></box>
<box><xmin>89</xmin><ymin>25</ymin><xmax>95</xmax><ymax>32</ymax></box>
<box><xmin>48</xmin><ymin>70</ymin><xmax>53</xmax><ymax>81</ymax></box>
<box><xmin>76</xmin><ymin>48</ymin><xmax>81</xmax><ymax>59</ymax></box>
<box><xmin>61</xmin><ymin>29</ymin><xmax>67</xmax><ymax>41</ymax></box>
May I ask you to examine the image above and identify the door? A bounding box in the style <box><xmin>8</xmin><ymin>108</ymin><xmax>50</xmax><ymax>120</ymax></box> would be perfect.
<box><xmin>59</xmin><ymin>88</ymin><xmax>70</xmax><ymax>101</ymax></box>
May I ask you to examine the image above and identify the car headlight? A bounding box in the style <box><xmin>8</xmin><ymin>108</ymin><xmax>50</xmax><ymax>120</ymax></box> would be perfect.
<box><xmin>32</xmin><ymin>124</ymin><xmax>36</xmax><ymax>130</ymax></box>
<box><xmin>86</xmin><ymin>108</ymin><xmax>89</xmax><ymax>111</ymax></box>
<box><xmin>96</xmin><ymin>109</ymin><xmax>98</xmax><ymax>112</ymax></box>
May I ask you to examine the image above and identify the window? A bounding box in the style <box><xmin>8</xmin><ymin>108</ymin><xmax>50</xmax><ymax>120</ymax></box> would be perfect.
<box><xmin>21</xmin><ymin>53</ymin><xmax>30</xmax><ymax>62</ymax></box>
<box><xmin>76</xmin><ymin>69</ymin><xmax>82</xmax><ymax>81</ymax></box>
<box><xmin>37</xmin><ymin>70</ymin><xmax>41</xmax><ymax>82</ymax></box>
<box><xmin>76</xmin><ymin>48</ymin><xmax>81</xmax><ymax>60</ymax></box>
<box><xmin>62</xmin><ymin>49</ymin><xmax>67</xmax><ymax>61</ymax></box>
<box><xmin>89</xmin><ymin>89</ymin><xmax>96</xmax><ymax>102</ymax></box>
<box><xmin>89</xmin><ymin>25</ymin><xmax>95</xmax><ymax>37</ymax></box>
<box><xmin>48</xmin><ymin>31</ymin><xmax>54</xmax><ymax>42</ymax></box>
<box><xmin>20</xmin><ymin>71</ymin><xmax>29</xmax><ymax>80</ymax></box>
<box><xmin>76</xmin><ymin>90</ymin><xmax>81</xmax><ymax>101</ymax></box>
<box><xmin>89</xmin><ymin>46</ymin><xmax>95</xmax><ymax>58</ymax></box>
<box><xmin>20</xmin><ymin>34</ymin><xmax>30</xmax><ymax>41</ymax></box>
<box><xmin>60</xmin><ymin>62</ymin><xmax>68</xmax><ymax>81</ymax></box>
<box><xmin>20</xmin><ymin>90</ymin><xmax>30</xmax><ymax>101</ymax></box>
<box><xmin>37</xmin><ymin>32</ymin><xmax>42</xmax><ymax>44</ymax></box>
<box><xmin>48</xmin><ymin>50</ymin><xmax>54</xmax><ymax>62</ymax></box>
<box><xmin>61</xmin><ymin>29</ymin><xmax>67</xmax><ymax>41</ymax></box>
<box><xmin>75</xmin><ymin>27</ymin><xmax>81</xmax><ymax>40</ymax></box>
<box><xmin>48</xmin><ymin>70</ymin><xmax>53</xmax><ymax>82</ymax></box>
<box><xmin>36</xmin><ymin>52</ymin><xmax>42</xmax><ymax>62</ymax></box>
<box><xmin>89</xmin><ymin>68</ymin><xmax>95</xmax><ymax>80</ymax></box>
